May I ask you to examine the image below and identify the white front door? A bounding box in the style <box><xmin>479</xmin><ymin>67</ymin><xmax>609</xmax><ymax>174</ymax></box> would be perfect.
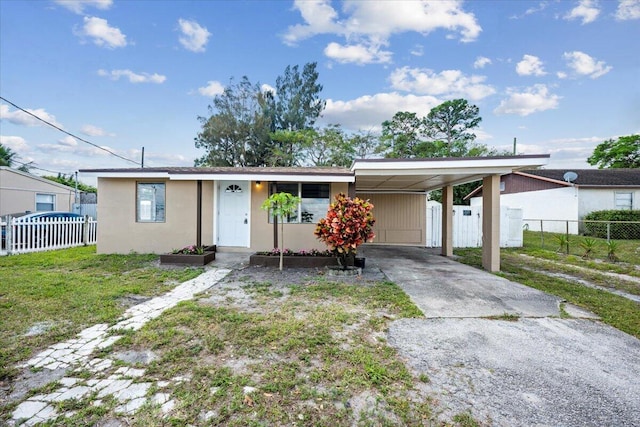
<box><xmin>217</xmin><ymin>181</ymin><xmax>250</xmax><ymax>247</ymax></box>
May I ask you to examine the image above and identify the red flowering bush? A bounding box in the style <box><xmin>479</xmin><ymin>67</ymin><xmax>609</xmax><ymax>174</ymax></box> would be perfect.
<box><xmin>314</xmin><ymin>193</ymin><xmax>375</xmax><ymax>269</ymax></box>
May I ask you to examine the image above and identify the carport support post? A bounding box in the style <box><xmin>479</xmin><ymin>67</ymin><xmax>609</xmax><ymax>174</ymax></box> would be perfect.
<box><xmin>482</xmin><ymin>174</ymin><xmax>501</xmax><ymax>272</ymax></box>
<box><xmin>441</xmin><ymin>185</ymin><xmax>453</xmax><ymax>257</ymax></box>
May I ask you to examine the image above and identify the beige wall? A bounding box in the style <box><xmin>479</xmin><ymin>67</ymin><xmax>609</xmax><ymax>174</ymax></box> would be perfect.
<box><xmin>97</xmin><ymin>178</ymin><xmax>347</xmax><ymax>254</ymax></box>
<box><xmin>248</xmin><ymin>181</ymin><xmax>348</xmax><ymax>252</ymax></box>
<box><xmin>358</xmin><ymin>192</ymin><xmax>426</xmax><ymax>246</ymax></box>
<box><xmin>0</xmin><ymin>168</ymin><xmax>75</xmax><ymax>216</ymax></box>
<box><xmin>97</xmin><ymin>178</ymin><xmax>213</xmax><ymax>254</ymax></box>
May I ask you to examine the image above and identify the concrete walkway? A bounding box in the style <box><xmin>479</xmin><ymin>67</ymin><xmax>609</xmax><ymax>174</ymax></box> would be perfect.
<box><xmin>8</xmin><ymin>261</ymin><xmax>236</xmax><ymax>426</ymax></box>
<box><xmin>362</xmin><ymin>245</ymin><xmax>640</xmax><ymax>427</ymax></box>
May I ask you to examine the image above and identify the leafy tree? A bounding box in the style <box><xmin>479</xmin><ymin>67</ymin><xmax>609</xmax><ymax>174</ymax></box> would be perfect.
<box><xmin>194</xmin><ymin>77</ymin><xmax>272</xmax><ymax>167</ymax></box>
<box><xmin>349</xmin><ymin>130</ymin><xmax>379</xmax><ymax>160</ymax></box>
<box><xmin>304</xmin><ymin>125</ymin><xmax>356</xmax><ymax>167</ymax></box>
<box><xmin>377</xmin><ymin>111</ymin><xmax>427</xmax><ymax>158</ymax></box>
<box><xmin>195</xmin><ymin>63</ymin><xmax>326</xmax><ymax>167</ymax></box>
<box><xmin>425</xmin><ymin>99</ymin><xmax>481</xmax><ymax>156</ymax></box>
<box><xmin>268</xmin><ymin>129</ymin><xmax>314</xmax><ymax>167</ymax></box>
<box><xmin>273</xmin><ymin>62</ymin><xmax>325</xmax><ymax>132</ymax></box>
<box><xmin>261</xmin><ymin>192</ymin><xmax>301</xmax><ymax>271</ymax></box>
<box><xmin>43</xmin><ymin>174</ymin><xmax>97</xmax><ymax>193</ymax></box>
<box><xmin>314</xmin><ymin>193</ymin><xmax>375</xmax><ymax>269</ymax></box>
<box><xmin>587</xmin><ymin>134</ymin><xmax>640</xmax><ymax>169</ymax></box>
<box><xmin>0</xmin><ymin>143</ymin><xmax>32</xmax><ymax>172</ymax></box>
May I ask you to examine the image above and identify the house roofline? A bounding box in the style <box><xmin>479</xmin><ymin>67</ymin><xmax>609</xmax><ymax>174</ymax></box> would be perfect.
<box><xmin>0</xmin><ymin>166</ymin><xmax>77</xmax><ymax>192</ymax></box>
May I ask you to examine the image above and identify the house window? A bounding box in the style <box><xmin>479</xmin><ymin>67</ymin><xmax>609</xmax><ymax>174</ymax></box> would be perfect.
<box><xmin>270</xmin><ymin>183</ymin><xmax>331</xmax><ymax>224</ymax></box>
<box><xmin>36</xmin><ymin>193</ymin><xmax>55</xmax><ymax>211</ymax></box>
<box><xmin>137</xmin><ymin>183</ymin><xmax>165</xmax><ymax>222</ymax></box>
<box><xmin>615</xmin><ymin>192</ymin><xmax>633</xmax><ymax>210</ymax></box>
<box><xmin>500</xmin><ymin>181</ymin><xmax>505</xmax><ymax>192</ymax></box>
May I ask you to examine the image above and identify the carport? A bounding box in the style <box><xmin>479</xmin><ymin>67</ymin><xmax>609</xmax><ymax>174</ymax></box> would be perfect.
<box><xmin>351</xmin><ymin>155</ymin><xmax>550</xmax><ymax>272</ymax></box>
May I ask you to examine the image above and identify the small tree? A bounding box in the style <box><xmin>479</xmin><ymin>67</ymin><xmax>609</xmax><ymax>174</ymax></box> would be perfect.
<box><xmin>261</xmin><ymin>192</ymin><xmax>301</xmax><ymax>271</ymax></box>
<box><xmin>314</xmin><ymin>193</ymin><xmax>375</xmax><ymax>269</ymax></box>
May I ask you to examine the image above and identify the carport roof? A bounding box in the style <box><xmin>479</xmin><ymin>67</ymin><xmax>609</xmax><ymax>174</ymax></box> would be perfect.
<box><xmin>351</xmin><ymin>155</ymin><xmax>550</xmax><ymax>192</ymax></box>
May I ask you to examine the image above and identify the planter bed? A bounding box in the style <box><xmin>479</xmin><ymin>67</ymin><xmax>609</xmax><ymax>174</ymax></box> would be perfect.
<box><xmin>160</xmin><ymin>246</ymin><xmax>216</xmax><ymax>266</ymax></box>
<box><xmin>250</xmin><ymin>255</ymin><xmax>365</xmax><ymax>269</ymax></box>
<box><xmin>250</xmin><ymin>254</ymin><xmax>338</xmax><ymax>268</ymax></box>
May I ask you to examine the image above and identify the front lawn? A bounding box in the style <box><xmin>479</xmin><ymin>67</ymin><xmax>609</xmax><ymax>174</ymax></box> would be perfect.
<box><xmin>0</xmin><ymin>246</ymin><xmax>203</xmax><ymax>381</ymax></box>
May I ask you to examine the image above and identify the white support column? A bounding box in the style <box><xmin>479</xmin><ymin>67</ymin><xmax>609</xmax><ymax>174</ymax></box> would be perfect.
<box><xmin>441</xmin><ymin>185</ymin><xmax>453</xmax><ymax>257</ymax></box>
<box><xmin>482</xmin><ymin>174</ymin><xmax>501</xmax><ymax>272</ymax></box>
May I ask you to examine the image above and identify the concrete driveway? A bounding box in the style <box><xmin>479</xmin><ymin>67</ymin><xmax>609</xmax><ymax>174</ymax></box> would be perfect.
<box><xmin>361</xmin><ymin>245</ymin><xmax>640</xmax><ymax>427</ymax></box>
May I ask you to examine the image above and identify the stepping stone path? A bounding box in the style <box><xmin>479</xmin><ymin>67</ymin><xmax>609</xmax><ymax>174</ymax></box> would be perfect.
<box><xmin>9</xmin><ymin>268</ymin><xmax>230</xmax><ymax>426</ymax></box>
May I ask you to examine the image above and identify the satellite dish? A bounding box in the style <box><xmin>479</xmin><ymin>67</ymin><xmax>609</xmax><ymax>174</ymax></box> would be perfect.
<box><xmin>563</xmin><ymin>171</ymin><xmax>578</xmax><ymax>183</ymax></box>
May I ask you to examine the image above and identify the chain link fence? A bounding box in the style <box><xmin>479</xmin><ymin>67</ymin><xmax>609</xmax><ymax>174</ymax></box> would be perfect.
<box><xmin>522</xmin><ymin>219</ymin><xmax>640</xmax><ymax>265</ymax></box>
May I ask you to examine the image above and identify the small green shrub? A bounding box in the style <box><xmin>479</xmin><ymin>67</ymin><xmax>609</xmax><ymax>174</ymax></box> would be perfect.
<box><xmin>606</xmin><ymin>240</ymin><xmax>619</xmax><ymax>262</ymax></box>
<box><xmin>555</xmin><ymin>234</ymin><xmax>569</xmax><ymax>253</ymax></box>
<box><xmin>580</xmin><ymin>237</ymin><xmax>598</xmax><ymax>259</ymax></box>
<box><xmin>583</xmin><ymin>210</ymin><xmax>640</xmax><ymax>239</ymax></box>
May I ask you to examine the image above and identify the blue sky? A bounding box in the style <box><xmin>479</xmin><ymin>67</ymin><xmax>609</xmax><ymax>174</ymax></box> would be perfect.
<box><xmin>1</xmin><ymin>0</ymin><xmax>639</xmax><ymax>183</ymax></box>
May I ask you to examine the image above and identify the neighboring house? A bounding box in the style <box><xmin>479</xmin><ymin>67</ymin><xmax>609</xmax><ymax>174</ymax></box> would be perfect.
<box><xmin>465</xmin><ymin>169</ymin><xmax>640</xmax><ymax>233</ymax></box>
<box><xmin>80</xmin><ymin>155</ymin><xmax>549</xmax><ymax>272</ymax></box>
<box><xmin>0</xmin><ymin>166</ymin><xmax>77</xmax><ymax>216</ymax></box>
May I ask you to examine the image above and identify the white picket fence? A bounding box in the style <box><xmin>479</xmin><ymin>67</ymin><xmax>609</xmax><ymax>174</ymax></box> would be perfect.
<box><xmin>0</xmin><ymin>216</ymin><xmax>97</xmax><ymax>255</ymax></box>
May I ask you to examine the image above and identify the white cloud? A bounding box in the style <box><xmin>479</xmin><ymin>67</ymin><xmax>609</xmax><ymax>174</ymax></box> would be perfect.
<box><xmin>98</xmin><ymin>69</ymin><xmax>166</xmax><ymax>84</ymax></box>
<box><xmin>197</xmin><ymin>80</ymin><xmax>225</xmax><ymax>97</ymax></box>
<box><xmin>473</xmin><ymin>56</ymin><xmax>492</xmax><ymax>69</ymax></box>
<box><xmin>54</xmin><ymin>0</ymin><xmax>112</xmax><ymax>14</ymax></box>
<box><xmin>564</xmin><ymin>0</ymin><xmax>600</xmax><ymax>24</ymax></box>
<box><xmin>516</xmin><ymin>54</ymin><xmax>547</xmax><ymax>76</ymax></box>
<box><xmin>616</xmin><ymin>0</ymin><xmax>640</xmax><ymax>20</ymax></box>
<box><xmin>324</xmin><ymin>41</ymin><xmax>392</xmax><ymax>65</ymax></box>
<box><xmin>562</xmin><ymin>51</ymin><xmax>612</xmax><ymax>78</ymax></box>
<box><xmin>58</xmin><ymin>136</ymin><xmax>78</xmax><ymax>147</ymax></box>
<box><xmin>556</xmin><ymin>71</ymin><xmax>568</xmax><ymax>79</ymax></box>
<box><xmin>410</xmin><ymin>44</ymin><xmax>424</xmax><ymax>57</ymax></box>
<box><xmin>0</xmin><ymin>135</ymin><xmax>29</xmax><ymax>151</ymax></box>
<box><xmin>389</xmin><ymin>67</ymin><xmax>496</xmax><ymax>101</ymax></box>
<box><xmin>81</xmin><ymin>124</ymin><xmax>113</xmax><ymax>137</ymax></box>
<box><xmin>284</xmin><ymin>0</ymin><xmax>481</xmax><ymax>63</ymax></box>
<box><xmin>177</xmin><ymin>19</ymin><xmax>211</xmax><ymax>53</ymax></box>
<box><xmin>76</xmin><ymin>16</ymin><xmax>127</xmax><ymax>49</ymax></box>
<box><xmin>320</xmin><ymin>92</ymin><xmax>441</xmax><ymax>132</ymax></box>
<box><xmin>0</xmin><ymin>104</ymin><xmax>64</xmax><ymax>128</ymax></box>
<box><xmin>261</xmin><ymin>83</ymin><xmax>276</xmax><ymax>94</ymax></box>
<box><xmin>494</xmin><ymin>84</ymin><xmax>561</xmax><ymax>116</ymax></box>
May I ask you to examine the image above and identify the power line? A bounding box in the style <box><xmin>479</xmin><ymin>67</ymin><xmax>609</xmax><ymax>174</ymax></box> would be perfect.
<box><xmin>0</xmin><ymin>96</ymin><xmax>142</xmax><ymax>166</ymax></box>
<box><xmin>9</xmin><ymin>159</ymin><xmax>69</xmax><ymax>176</ymax></box>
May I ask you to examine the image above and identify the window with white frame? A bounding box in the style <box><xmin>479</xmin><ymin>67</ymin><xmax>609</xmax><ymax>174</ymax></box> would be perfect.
<box><xmin>137</xmin><ymin>183</ymin><xmax>166</xmax><ymax>222</ymax></box>
<box><xmin>615</xmin><ymin>192</ymin><xmax>633</xmax><ymax>210</ymax></box>
<box><xmin>35</xmin><ymin>193</ymin><xmax>55</xmax><ymax>211</ymax></box>
<box><xmin>269</xmin><ymin>183</ymin><xmax>330</xmax><ymax>224</ymax></box>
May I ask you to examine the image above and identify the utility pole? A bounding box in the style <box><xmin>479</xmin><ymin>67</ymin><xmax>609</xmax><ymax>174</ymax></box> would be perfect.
<box><xmin>74</xmin><ymin>171</ymin><xmax>79</xmax><ymax>214</ymax></box>
<box><xmin>513</xmin><ymin>137</ymin><xmax>517</xmax><ymax>155</ymax></box>
<box><xmin>141</xmin><ymin>147</ymin><xmax>145</xmax><ymax>168</ymax></box>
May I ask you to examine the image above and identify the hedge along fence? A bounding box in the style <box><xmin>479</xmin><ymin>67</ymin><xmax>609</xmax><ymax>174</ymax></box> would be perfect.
<box><xmin>583</xmin><ymin>210</ymin><xmax>640</xmax><ymax>240</ymax></box>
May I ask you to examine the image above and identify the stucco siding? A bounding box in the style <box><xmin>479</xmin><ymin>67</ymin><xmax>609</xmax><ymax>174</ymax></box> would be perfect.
<box><xmin>358</xmin><ymin>192</ymin><xmax>426</xmax><ymax>245</ymax></box>
<box><xmin>1</xmin><ymin>168</ymin><xmax>75</xmax><ymax>216</ymax></box>
<box><xmin>578</xmin><ymin>188</ymin><xmax>640</xmax><ymax>218</ymax></box>
<box><xmin>247</xmin><ymin>181</ymin><xmax>348</xmax><ymax>252</ymax></box>
<box><xmin>97</xmin><ymin>178</ymin><xmax>207</xmax><ymax>254</ymax></box>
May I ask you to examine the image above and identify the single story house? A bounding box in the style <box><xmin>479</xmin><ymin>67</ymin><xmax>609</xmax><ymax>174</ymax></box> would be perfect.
<box><xmin>80</xmin><ymin>154</ymin><xmax>549</xmax><ymax>272</ymax></box>
<box><xmin>0</xmin><ymin>166</ymin><xmax>77</xmax><ymax>216</ymax></box>
<box><xmin>465</xmin><ymin>169</ymin><xmax>640</xmax><ymax>233</ymax></box>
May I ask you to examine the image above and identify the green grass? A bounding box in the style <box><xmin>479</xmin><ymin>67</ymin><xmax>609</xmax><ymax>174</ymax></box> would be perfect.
<box><xmin>0</xmin><ymin>246</ymin><xmax>202</xmax><ymax>381</ymax></box>
<box><xmin>522</xmin><ymin>230</ymin><xmax>640</xmax><ymax>267</ymax></box>
<box><xmin>108</xmin><ymin>279</ymin><xmax>432</xmax><ymax>426</ymax></box>
<box><xmin>455</xmin><ymin>248</ymin><xmax>640</xmax><ymax>339</ymax></box>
